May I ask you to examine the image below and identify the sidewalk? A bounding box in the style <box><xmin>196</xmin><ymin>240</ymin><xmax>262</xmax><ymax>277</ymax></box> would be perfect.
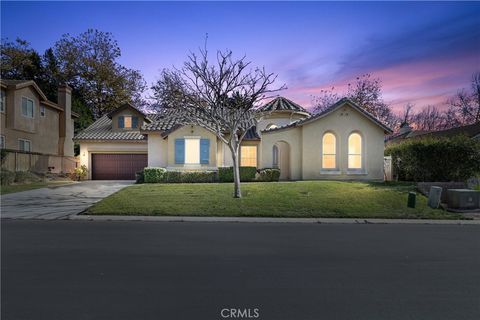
<box><xmin>71</xmin><ymin>214</ymin><xmax>480</xmax><ymax>225</ymax></box>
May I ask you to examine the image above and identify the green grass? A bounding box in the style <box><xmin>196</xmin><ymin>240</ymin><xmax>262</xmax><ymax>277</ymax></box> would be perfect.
<box><xmin>85</xmin><ymin>181</ymin><xmax>462</xmax><ymax>219</ymax></box>
<box><xmin>0</xmin><ymin>181</ymin><xmax>74</xmax><ymax>195</ymax></box>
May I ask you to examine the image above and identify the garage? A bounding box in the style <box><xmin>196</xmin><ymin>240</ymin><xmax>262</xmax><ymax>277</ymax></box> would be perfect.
<box><xmin>91</xmin><ymin>154</ymin><xmax>148</xmax><ymax>180</ymax></box>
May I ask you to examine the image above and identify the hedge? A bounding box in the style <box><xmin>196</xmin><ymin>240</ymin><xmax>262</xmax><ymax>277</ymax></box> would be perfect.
<box><xmin>218</xmin><ymin>166</ymin><xmax>257</xmax><ymax>182</ymax></box>
<box><xmin>257</xmin><ymin>168</ymin><xmax>281</xmax><ymax>182</ymax></box>
<box><xmin>385</xmin><ymin>135</ymin><xmax>480</xmax><ymax>182</ymax></box>
<box><xmin>143</xmin><ymin>167</ymin><xmax>216</xmax><ymax>183</ymax></box>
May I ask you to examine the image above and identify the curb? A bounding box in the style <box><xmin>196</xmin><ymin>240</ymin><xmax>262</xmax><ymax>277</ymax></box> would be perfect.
<box><xmin>70</xmin><ymin>215</ymin><xmax>480</xmax><ymax>225</ymax></box>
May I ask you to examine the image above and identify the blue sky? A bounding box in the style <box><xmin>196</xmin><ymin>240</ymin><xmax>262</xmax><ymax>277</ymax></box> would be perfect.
<box><xmin>1</xmin><ymin>1</ymin><xmax>479</xmax><ymax>112</ymax></box>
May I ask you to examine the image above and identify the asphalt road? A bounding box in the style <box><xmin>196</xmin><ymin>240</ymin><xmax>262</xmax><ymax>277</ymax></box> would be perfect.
<box><xmin>2</xmin><ymin>220</ymin><xmax>480</xmax><ymax>320</ymax></box>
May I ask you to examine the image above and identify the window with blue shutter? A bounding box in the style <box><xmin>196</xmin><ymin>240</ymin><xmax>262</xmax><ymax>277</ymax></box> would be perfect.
<box><xmin>132</xmin><ymin>116</ymin><xmax>138</xmax><ymax>128</ymax></box>
<box><xmin>118</xmin><ymin>116</ymin><xmax>125</xmax><ymax>128</ymax></box>
<box><xmin>175</xmin><ymin>139</ymin><xmax>185</xmax><ymax>164</ymax></box>
<box><xmin>200</xmin><ymin>139</ymin><xmax>210</xmax><ymax>164</ymax></box>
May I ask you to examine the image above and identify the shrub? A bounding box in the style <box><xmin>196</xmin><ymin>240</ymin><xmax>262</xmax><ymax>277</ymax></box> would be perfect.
<box><xmin>385</xmin><ymin>135</ymin><xmax>480</xmax><ymax>182</ymax></box>
<box><xmin>0</xmin><ymin>170</ymin><xmax>15</xmax><ymax>186</ymax></box>
<box><xmin>218</xmin><ymin>166</ymin><xmax>257</xmax><ymax>182</ymax></box>
<box><xmin>71</xmin><ymin>165</ymin><xmax>88</xmax><ymax>181</ymax></box>
<box><xmin>14</xmin><ymin>171</ymin><xmax>42</xmax><ymax>184</ymax></box>
<box><xmin>144</xmin><ymin>167</ymin><xmax>217</xmax><ymax>183</ymax></box>
<box><xmin>135</xmin><ymin>170</ymin><xmax>144</xmax><ymax>184</ymax></box>
<box><xmin>144</xmin><ymin>167</ymin><xmax>167</xmax><ymax>183</ymax></box>
<box><xmin>257</xmin><ymin>168</ymin><xmax>281</xmax><ymax>182</ymax></box>
<box><xmin>164</xmin><ymin>170</ymin><xmax>217</xmax><ymax>183</ymax></box>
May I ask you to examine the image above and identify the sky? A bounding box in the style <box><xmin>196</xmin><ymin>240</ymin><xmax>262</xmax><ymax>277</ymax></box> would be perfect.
<box><xmin>1</xmin><ymin>1</ymin><xmax>479</xmax><ymax>114</ymax></box>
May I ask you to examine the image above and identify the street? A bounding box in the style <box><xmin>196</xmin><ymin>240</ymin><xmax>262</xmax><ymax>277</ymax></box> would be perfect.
<box><xmin>2</xmin><ymin>220</ymin><xmax>480</xmax><ymax>320</ymax></box>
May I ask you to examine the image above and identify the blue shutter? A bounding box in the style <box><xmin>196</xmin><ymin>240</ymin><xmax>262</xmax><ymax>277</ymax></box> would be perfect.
<box><xmin>175</xmin><ymin>139</ymin><xmax>185</xmax><ymax>164</ymax></box>
<box><xmin>200</xmin><ymin>139</ymin><xmax>210</xmax><ymax>164</ymax></box>
<box><xmin>132</xmin><ymin>116</ymin><xmax>138</xmax><ymax>128</ymax></box>
<box><xmin>118</xmin><ymin>116</ymin><xmax>125</xmax><ymax>128</ymax></box>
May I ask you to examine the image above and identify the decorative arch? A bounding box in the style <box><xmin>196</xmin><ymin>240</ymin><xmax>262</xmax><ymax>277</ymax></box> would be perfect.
<box><xmin>273</xmin><ymin>140</ymin><xmax>290</xmax><ymax>180</ymax></box>
<box><xmin>266</xmin><ymin>123</ymin><xmax>279</xmax><ymax>130</ymax></box>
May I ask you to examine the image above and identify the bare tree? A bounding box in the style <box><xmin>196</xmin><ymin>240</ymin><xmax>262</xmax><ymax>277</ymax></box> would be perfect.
<box><xmin>311</xmin><ymin>87</ymin><xmax>339</xmax><ymax>113</ymax></box>
<box><xmin>152</xmin><ymin>48</ymin><xmax>283</xmax><ymax>198</ymax></box>
<box><xmin>410</xmin><ymin>105</ymin><xmax>446</xmax><ymax>131</ymax></box>
<box><xmin>446</xmin><ymin>71</ymin><xmax>480</xmax><ymax>125</ymax></box>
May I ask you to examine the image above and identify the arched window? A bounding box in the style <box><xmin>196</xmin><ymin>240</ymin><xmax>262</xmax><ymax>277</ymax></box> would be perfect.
<box><xmin>322</xmin><ymin>133</ymin><xmax>336</xmax><ymax>169</ymax></box>
<box><xmin>348</xmin><ymin>133</ymin><xmax>362</xmax><ymax>169</ymax></box>
<box><xmin>266</xmin><ymin>123</ymin><xmax>278</xmax><ymax>130</ymax></box>
<box><xmin>272</xmin><ymin>145</ymin><xmax>279</xmax><ymax>168</ymax></box>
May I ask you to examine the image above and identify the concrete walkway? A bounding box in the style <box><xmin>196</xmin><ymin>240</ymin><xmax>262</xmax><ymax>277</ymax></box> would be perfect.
<box><xmin>1</xmin><ymin>181</ymin><xmax>133</xmax><ymax>220</ymax></box>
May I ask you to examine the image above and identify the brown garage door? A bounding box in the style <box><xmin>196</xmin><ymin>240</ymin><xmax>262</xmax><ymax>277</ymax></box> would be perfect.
<box><xmin>91</xmin><ymin>154</ymin><xmax>148</xmax><ymax>180</ymax></box>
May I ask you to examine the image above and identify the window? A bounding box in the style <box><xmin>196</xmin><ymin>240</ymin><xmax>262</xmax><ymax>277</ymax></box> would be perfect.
<box><xmin>322</xmin><ymin>133</ymin><xmax>337</xmax><ymax>169</ymax></box>
<box><xmin>272</xmin><ymin>145</ymin><xmax>279</xmax><ymax>168</ymax></box>
<box><xmin>40</xmin><ymin>105</ymin><xmax>45</xmax><ymax>117</ymax></box>
<box><xmin>118</xmin><ymin>116</ymin><xmax>139</xmax><ymax>129</ymax></box>
<box><xmin>0</xmin><ymin>135</ymin><xmax>5</xmax><ymax>149</ymax></box>
<box><xmin>185</xmin><ymin>138</ymin><xmax>200</xmax><ymax>164</ymax></box>
<box><xmin>0</xmin><ymin>89</ymin><xmax>5</xmax><ymax>113</ymax></box>
<box><xmin>241</xmin><ymin>146</ymin><xmax>257</xmax><ymax>167</ymax></box>
<box><xmin>21</xmin><ymin>97</ymin><xmax>34</xmax><ymax>118</ymax></box>
<box><xmin>348</xmin><ymin>133</ymin><xmax>362</xmax><ymax>169</ymax></box>
<box><xmin>175</xmin><ymin>138</ymin><xmax>210</xmax><ymax>165</ymax></box>
<box><xmin>19</xmin><ymin>139</ymin><xmax>31</xmax><ymax>152</ymax></box>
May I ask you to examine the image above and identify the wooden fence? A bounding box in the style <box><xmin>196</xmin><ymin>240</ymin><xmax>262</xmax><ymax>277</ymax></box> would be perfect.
<box><xmin>1</xmin><ymin>150</ymin><xmax>78</xmax><ymax>174</ymax></box>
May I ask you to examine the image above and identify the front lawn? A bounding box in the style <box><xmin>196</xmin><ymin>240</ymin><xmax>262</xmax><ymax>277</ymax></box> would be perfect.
<box><xmin>85</xmin><ymin>181</ymin><xmax>461</xmax><ymax>219</ymax></box>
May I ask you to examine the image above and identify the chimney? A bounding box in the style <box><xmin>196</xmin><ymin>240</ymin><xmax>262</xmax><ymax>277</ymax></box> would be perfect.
<box><xmin>58</xmin><ymin>84</ymin><xmax>74</xmax><ymax>157</ymax></box>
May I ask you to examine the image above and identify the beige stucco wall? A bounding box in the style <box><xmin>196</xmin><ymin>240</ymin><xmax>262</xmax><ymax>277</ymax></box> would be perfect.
<box><xmin>301</xmin><ymin>104</ymin><xmax>385</xmax><ymax>180</ymax></box>
<box><xmin>260</xmin><ymin>126</ymin><xmax>303</xmax><ymax>180</ymax></box>
<box><xmin>0</xmin><ymin>86</ymin><xmax>61</xmax><ymax>155</ymax></box>
<box><xmin>166</xmin><ymin>125</ymin><xmax>218</xmax><ymax>170</ymax></box>
<box><xmin>261</xmin><ymin>104</ymin><xmax>386</xmax><ymax>180</ymax></box>
<box><xmin>79</xmin><ymin>141</ymin><xmax>148</xmax><ymax>179</ymax></box>
<box><xmin>147</xmin><ymin>133</ymin><xmax>168</xmax><ymax>167</ymax></box>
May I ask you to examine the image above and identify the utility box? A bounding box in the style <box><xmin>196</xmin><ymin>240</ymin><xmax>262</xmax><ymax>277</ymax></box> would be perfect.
<box><xmin>447</xmin><ymin>189</ymin><xmax>480</xmax><ymax>210</ymax></box>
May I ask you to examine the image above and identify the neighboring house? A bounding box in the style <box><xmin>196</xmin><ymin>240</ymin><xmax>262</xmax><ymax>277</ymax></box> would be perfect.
<box><xmin>75</xmin><ymin>97</ymin><xmax>392</xmax><ymax>180</ymax></box>
<box><xmin>386</xmin><ymin>122</ymin><xmax>480</xmax><ymax>144</ymax></box>
<box><xmin>0</xmin><ymin>79</ymin><xmax>78</xmax><ymax>173</ymax></box>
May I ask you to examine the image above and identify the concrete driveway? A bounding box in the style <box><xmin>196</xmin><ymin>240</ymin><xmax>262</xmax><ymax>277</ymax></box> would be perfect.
<box><xmin>1</xmin><ymin>181</ymin><xmax>133</xmax><ymax>220</ymax></box>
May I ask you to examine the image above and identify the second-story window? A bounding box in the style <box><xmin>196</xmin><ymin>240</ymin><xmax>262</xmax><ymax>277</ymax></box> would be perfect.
<box><xmin>40</xmin><ymin>105</ymin><xmax>45</xmax><ymax>117</ymax></box>
<box><xmin>118</xmin><ymin>116</ymin><xmax>138</xmax><ymax>129</ymax></box>
<box><xmin>21</xmin><ymin>97</ymin><xmax>34</xmax><ymax>118</ymax></box>
<box><xmin>19</xmin><ymin>139</ymin><xmax>31</xmax><ymax>152</ymax></box>
<box><xmin>0</xmin><ymin>89</ymin><xmax>5</xmax><ymax>113</ymax></box>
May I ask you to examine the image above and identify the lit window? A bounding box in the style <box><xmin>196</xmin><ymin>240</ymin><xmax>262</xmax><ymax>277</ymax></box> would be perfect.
<box><xmin>40</xmin><ymin>105</ymin><xmax>45</xmax><ymax>117</ymax></box>
<box><xmin>124</xmin><ymin>116</ymin><xmax>132</xmax><ymax>128</ymax></box>
<box><xmin>272</xmin><ymin>145</ymin><xmax>279</xmax><ymax>168</ymax></box>
<box><xmin>0</xmin><ymin>135</ymin><xmax>5</xmax><ymax>149</ymax></box>
<box><xmin>348</xmin><ymin>133</ymin><xmax>362</xmax><ymax>169</ymax></box>
<box><xmin>0</xmin><ymin>89</ymin><xmax>5</xmax><ymax>113</ymax></box>
<box><xmin>185</xmin><ymin>138</ymin><xmax>200</xmax><ymax>164</ymax></box>
<box><xmin>120</xmin><ymin>116</ymin><xmax>138</xmax><ymax>129</ymax></box>
<box><xmin>322</xmin><ymin>133</ymin><xmax>336</xmax><ymax>169</ymax></box>
<box><xmin>241</xmin><ymin>146</ymin><xmax>257</xmax><ymax>167</ymax></box>
<box><xmin>22</xmin><ymin>97</ymin><xmax>34</xmax><ymax>118</ymax></box>
<box><xmin>19</xmin><ymin>139</ymin><xmax>31</xmax><ymax>152</ymax></box>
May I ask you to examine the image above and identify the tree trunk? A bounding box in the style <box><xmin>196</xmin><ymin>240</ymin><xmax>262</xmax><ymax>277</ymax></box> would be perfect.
<box><xmin>231</xmin><ymin>151</ymin><xmax>242</xmax><ymax>198</ymax></box>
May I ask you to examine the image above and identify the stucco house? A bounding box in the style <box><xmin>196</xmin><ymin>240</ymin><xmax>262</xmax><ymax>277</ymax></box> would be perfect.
<box><xmin>75</xmin><ymin>97</ymin><xmax>392</xmax><ymax>180</ymax></box>
<box><xmin>0</xmin><ymin>79</ymin><xmax>78</xmax><ymax>173</ymax></box>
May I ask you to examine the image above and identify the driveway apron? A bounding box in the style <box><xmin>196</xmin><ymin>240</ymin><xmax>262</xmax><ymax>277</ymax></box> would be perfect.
<box><xmin>1</xmin><ymin>181</ymin><xmax>133</xmax><ymax>220</ymax></box>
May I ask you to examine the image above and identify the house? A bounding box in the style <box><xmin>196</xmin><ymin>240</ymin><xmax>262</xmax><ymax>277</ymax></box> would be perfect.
<box><xmin>75</xmin><ymin>97</ymin><xmax>392</xmax><ymax>180</ymax></box>
<box><xmin>386</xmin><ymin>122</ymin><xmax>480</xmax><ymax>144</ymax></box>
<box><xmin>0</xmin><ymin>79</ymin><xmax>78</xmax><ymax>173</ymax></box>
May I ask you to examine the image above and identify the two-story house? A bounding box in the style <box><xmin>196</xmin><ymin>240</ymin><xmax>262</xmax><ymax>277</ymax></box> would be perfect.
<box><xmin>0</xmin><ymin>79</ymin><xmax>78</xmax><ymax>173</ymax></box>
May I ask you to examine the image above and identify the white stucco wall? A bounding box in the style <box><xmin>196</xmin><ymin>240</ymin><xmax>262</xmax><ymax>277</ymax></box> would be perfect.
<box><xmin>147</xmin><ymin>133</ymin><xmax>168</xmax><ymax>167</ymax></box>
